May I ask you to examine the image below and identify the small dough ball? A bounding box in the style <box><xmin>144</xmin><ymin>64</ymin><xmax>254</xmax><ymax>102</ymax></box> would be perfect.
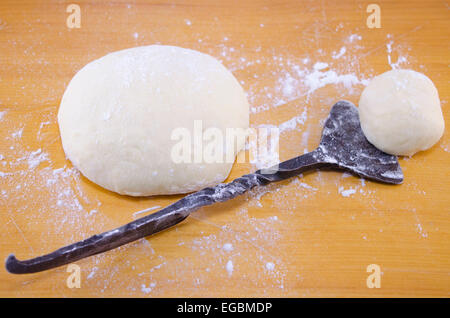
<box><xmin>358</xmin><ymin>69</ymin><xmax>444</xmax><ymax>156</ymax></box>
<box><xmin>58</xmin><ymin>45</ymin><xmax>249</xmax><ymax>196</ymax></box>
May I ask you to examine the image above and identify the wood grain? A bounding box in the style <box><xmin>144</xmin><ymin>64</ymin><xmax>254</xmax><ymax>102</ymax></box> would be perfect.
<box><xmin>0</xmin><ymin>0</ymin><xmax>449</xmax><ymax>297</ymax></box>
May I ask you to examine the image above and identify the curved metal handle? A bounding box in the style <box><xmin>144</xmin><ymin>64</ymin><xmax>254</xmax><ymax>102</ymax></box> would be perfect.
<box><xmin>6</xmin><ymin>151</ymin><xmax>323</xmax><ymax>274</ymax></box>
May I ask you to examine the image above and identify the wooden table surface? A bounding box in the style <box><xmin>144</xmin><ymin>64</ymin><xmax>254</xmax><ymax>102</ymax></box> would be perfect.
<box><xmin>0</xmin><ymin>0</ymin><xmax>449</xmax><ymax>297</ymax></box>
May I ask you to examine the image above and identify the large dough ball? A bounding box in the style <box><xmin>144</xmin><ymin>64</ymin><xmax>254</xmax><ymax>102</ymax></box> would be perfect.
<box><xmin>358</xmin><ymin>69</ymin><xmax>444</xmax><ymax>156</ymax></box>
<box><xmin>58</xmin><ymin>45</ymin><xmax>249</xmax><ymax>196</ymax></box>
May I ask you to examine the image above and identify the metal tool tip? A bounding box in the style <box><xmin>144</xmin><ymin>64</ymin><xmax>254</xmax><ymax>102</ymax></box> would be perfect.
<box><xmin>5</xmin><ymin>254</ymin><xmax>19</xmax><ymax>274</ymax></box>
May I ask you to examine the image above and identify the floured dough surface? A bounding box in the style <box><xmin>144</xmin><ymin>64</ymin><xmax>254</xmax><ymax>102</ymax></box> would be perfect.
<box><xmin>58</xmin><ymin>45</ymin><xmax>249</xmax><ymax>196</ymax></box>
<box><xmin>358</xmin><ymin>69</ymin><xmax>444</xmax><ymax>156</ymax></box>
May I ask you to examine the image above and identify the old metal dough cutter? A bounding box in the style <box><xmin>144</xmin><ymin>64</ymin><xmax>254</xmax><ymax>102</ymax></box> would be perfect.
<box><xmin>6</xmin><ymin>100</ymin><xmax>403</xmax><ymax>274</ymax></box>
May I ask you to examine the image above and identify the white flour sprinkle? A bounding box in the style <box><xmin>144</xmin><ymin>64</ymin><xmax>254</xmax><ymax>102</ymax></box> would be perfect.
<box><xmin>25</xmin><ymin>149</ymin><xmax>49</xmax><ymax>169</ymax></box>
<box><xmin>0</xmin><ymin>171</ymin><xmax>10</xmax><ymax>177</ymax></box>
<box><xmin>313</xmin><ymin>62</ymin><xmax>329</xmax><ymax>70</ymax></box>
<box><xmin>386</xmin><ymin>36</ymin><xmax>408</xmax><ymax>69</ymax></box>
<box><xmin>141</xmin><ymin>283</ymin><xmax>156</xmax><ymax>294</ymax></box>
<box><xmin>416</xmin><ymin>223</ymin><xmax>428</xmax><ymax>238</ymax></box>
<box><xmin>265</xmin><ymin>262</ymin><xmax>275</xmax><ymax>271</ymax></box>
<box><xmin>249</xmin><ymin>50</ymin><xmax>369</xmax><ymax>114</ymax></box>
<box><xmin>226</xmin><ymin>260</ymin><xmax>234</xmax><ymax>276</ymax></box>
<box><xmin>296</xmin><ymin>181</ymin><xmax>317</xmax><ymax>191</ymax></box>
<box><xmin>11</xmin><ymin>128</ymin><xmax>23</xmax><ymax>138</ymax></box>
<box><xmin>223</xmin><ymin>243</ymin><xmax>233</xmax><ymax>252</ymax></box>
<box><xmin>338</xmin><ymin>186</ymin><xmax>356</xmax><ymax>197</ymax></box>
<box><xmin>278</xmin><ymin>109</ymin><xmax>307</xmax><ymax>133</ymax></box>
<box><xmin>332</xmin><ymin>46</ymin><xmax>346</xmax><ymax>59</ymax></box>
<box><xmin>347</xmin><ymin>34</ymin><xmax>362</xmax><ymax>43</ymax></box>
<box><xmin>303</xmin><ymin>69</ymin><xmax>368</xmax><ymax>95</ymax></box>
<box><xmin>87</xmin><ymin>266</ymin><xmax>98</xmax><ymax>279</ymax></box>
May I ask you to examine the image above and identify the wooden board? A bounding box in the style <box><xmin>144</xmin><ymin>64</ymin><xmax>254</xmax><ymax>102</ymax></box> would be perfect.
<box><xmin>0</xmin><ymin>0</ymin><xmax>449</xmax><ymax>297</ymax></box>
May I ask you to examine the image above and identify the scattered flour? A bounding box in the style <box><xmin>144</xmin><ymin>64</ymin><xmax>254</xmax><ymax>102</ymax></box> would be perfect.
<box><xmin>226</xmin><ymin>260</ymin><xmax>234</xmax><ymax>276</ymax></box>
<box><xmin>347</xmin><ymin>34</ymin><xmax>362</xmax><ymax>43</ymax></box>
<box><xmin>416</xmin><ymin>223</ymin><xmax>428</xmax><ymax>238</ymax></box>
<box><xmin>141</xmin><ymin>282</ymin><xmax>156</xmax><ymax>294</ymax></box>
<box><xmin>303</xmin><ymin>68</ymin><xmax>368</xmax><ymax>96</ymax></box>
<box><xmin>265</xmin><ymin>262</ymin><xmax>275</xmax><ymax>271</ymax></box>
<box><xmin>11</xmin><ymin>128</ymin><xmax>23</xmax><ymax>138</ymax></box>
<box><xmin>223</xmin><ymin>243</ymin><xmax>233</xmax><ymax>252</ymax></box>
<box><xmin>0</xmin><ymin>171</ymin><xmax>11</xmax><ymax>177</ymax></box>
<box><xmin>313</xmin><ymin>62</ymin><xmax>329</xmax><ymax>70</ymax></box>
<box><xmin>332</xmin><ymin>46</ymin><xmax>346</xmax><ymax>59</ymax></box>
<box><xmin>338</xmin><ymin>186</ymin><xmax>356</xmax><ymax>197</ymax></box>
<box><xmin>386</xmin><ymin>35</ymin><xmax>409</xmax><ymax>69</ymax></box>
<box><xmin>278</xmin><ymin>109</ymin><xmax>307</xmax><ymax>133</ymax></box>
<box><xmin>25</xmin><ymin>149</ymin><xmax>49</xmax><ymax>169</ymax></box>
<box><xmin>87</xmin><ymin>266</ymin><xmax>98</xmax><ymax>279</ymax></box>
<box><xmin>296</xmin><ymin>181</ymin><xmax>317</xmax><ymax>191</ymax></box>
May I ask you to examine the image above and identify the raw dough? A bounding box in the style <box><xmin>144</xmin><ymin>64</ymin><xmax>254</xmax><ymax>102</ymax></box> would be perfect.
<box><xmin>58</xmin><ymin>45</ymin><xmax>249</xmax><ymax>196</ymax></box>
<box><xmin>358</xmin><ymin>69</ymin><xmax>444</xmax><ymax>156</ymax></box>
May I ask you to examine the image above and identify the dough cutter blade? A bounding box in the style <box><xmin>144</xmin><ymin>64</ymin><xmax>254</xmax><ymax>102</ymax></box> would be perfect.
<box><xmin>314</xmin><ymin>100</ymin><xmax>403</xmax><ymax>184</ymax></box>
